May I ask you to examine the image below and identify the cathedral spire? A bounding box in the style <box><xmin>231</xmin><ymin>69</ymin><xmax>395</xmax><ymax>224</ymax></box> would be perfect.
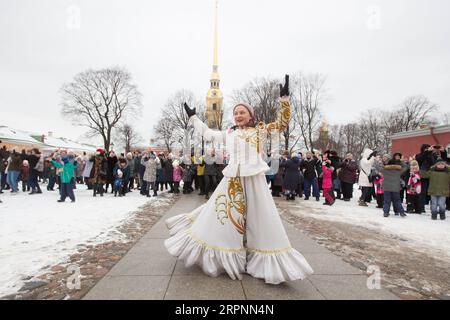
<box><xmin>211</xmin><ymin>0</ymin><xmax>219</xmax><ymax>82</ymax></box>
<box><xmin>206</xmin><ymin>0</ymin><xmax>223</xmax><ymax>129</ymax></box>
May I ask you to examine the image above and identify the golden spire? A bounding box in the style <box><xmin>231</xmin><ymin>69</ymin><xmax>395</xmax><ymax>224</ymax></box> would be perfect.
<box><xmin>205</xmin><ymin>0</ymin><xmax>223</xmax><ymax>129</ymax></box>
<box><xmin>211</xmin><ymin>0</ymin><xmax>219</xmax><ymax>80</ymax></box>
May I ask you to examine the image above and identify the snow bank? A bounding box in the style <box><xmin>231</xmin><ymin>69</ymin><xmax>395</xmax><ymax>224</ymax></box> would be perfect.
<box><xmin>286</xmin><ymin>195</ymin><xmax>450</xmax><ymax>260</ymax></box>
<box><xmin>0</xmin><ymin>186</ymin><xmax>170</xmax><ymax>296</ymax></box>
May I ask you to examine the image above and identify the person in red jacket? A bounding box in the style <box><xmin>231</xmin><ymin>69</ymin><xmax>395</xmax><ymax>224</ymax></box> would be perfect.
<box><xmin>322</xmin><ymin>158</ymin><xmax>335</xmax><ymax>205</ymax></box>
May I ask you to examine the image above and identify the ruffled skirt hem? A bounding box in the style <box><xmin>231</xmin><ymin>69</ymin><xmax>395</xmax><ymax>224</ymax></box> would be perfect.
<box><xmin>164</xmin><ymin>212</ymin><xmax>314</xmax><ymax>284</ymax></box>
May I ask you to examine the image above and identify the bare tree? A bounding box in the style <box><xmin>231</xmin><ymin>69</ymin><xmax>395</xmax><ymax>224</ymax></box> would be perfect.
<box><xmin>436</xmin><ymin>112</ymin><xmax>450</xmax><ymax>126</ymax></box>
<box><xmin>328</xmin><ymin>124</ymin><xmax>346</xmax><ymax>157</ymax></box>
<box><xmin>116</xmin><ymin>123</ymin><xmax>143</xmax><ymax>153</ymax></box>
<box><xmin>159</xmin><ymin>89</ymin><xmax>205</xmax><ymax>151</ymax></box>
<box><xmin>60</xmin><ymin>67</ymin><xmax>142</xmax><ymax>150</ymax></box>
<box><xmin>291</xmin><ymin>72</ymin><xmax>327</xmax><ymax>151</ymax></box>
<box><xmin>230</xmin><ymin>77</ymin><xmax>279</xmax><ymax>124</ymax></box>
<box><xmin>392</xmin><ymin>95</ymin><xmax>438</xmax><ymax>132</ymax></box>
<box><xmin>154</xmin><ymin>118</ymin><xmax>176</xmax><ymax>152</ymax></box>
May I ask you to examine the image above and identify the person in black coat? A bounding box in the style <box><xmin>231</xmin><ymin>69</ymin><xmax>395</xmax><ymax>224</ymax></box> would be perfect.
<box><xmin>0</xmin><ymin>145</ymin><xmax>10</xmax><ymax>192</ymax></box>
<box><xmin>163</xmin><ymin>154</ymin><xmax>174</xmax><ymax>192</ymax></box>
<box><xmin>23</xmin><ymin>148</ymin><xmax>42</xmax><ymax>194</ymax></box>
<box><xmin>105</xmin><ymin>151</ymin><xmax>118</xmax><ymax>193</ymax></box>
<box><xmin>156</xmin><ymin>152</ymin><xmax>166</xmax><ymax>192</ymax></box>
<box><xmin>300</xmin><ymin>151</ymin><xmax>322</xmax><ymax>201</ymax></box>
<box><xmin>280</xmin><ymin>153</ymin><xmax>301</xmax><ymax>200</ymax></box>
<box><xmin>325</xmin><ymin>150</ymin><xmax>342</xmax><ymax>199</ymax></box>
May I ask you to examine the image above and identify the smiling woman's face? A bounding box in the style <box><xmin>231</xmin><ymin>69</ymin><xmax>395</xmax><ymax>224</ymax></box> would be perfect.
<box><xmin>233</xmin><ymin>105</ymin><xmax>251</xmax><ymax>128</ymax></box>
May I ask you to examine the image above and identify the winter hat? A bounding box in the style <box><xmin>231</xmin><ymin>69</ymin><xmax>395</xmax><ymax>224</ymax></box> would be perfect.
<box><xmin>420</xmin><ymin>144</ymin><xmax>431</xmax><ymax>153</ymax></box>
<box><xmin>173</xmin><ymin>159</ymin><xmax>179</xmax><ymax>167</ymax></box>
<box><xmin>96</xmin><ymin>148</ymin><xmax>105</xmax><ymax>156</ymax></box>
<box><xmin>62</xmin><ymin>156</ymin><xmax>69</xmax><ymax>164</ymax></box>
<box><xmin>387</xmin><ymin>159</ymin><xmax>401</xmax><ymax>165</ymax></box>
<box><xmin>22</xmin><ymin>160</ymin><xmax>29</xmax><ymax>166</ymax></box>
<box><xmin>126</xmin><ymin>152</ymin><xmax>133</xmax><ymax>159</ymax></box>
<box><xmin>393</xmin><ymin>152</ymin><xmax>402</xmax><ymax>159</ymax></box>
<box><xmin>233</xmin><ymin>103</ymin><xmax>256</xmax><ymax>127</ymax></box>
<box><xmin>435</xmin><ymin>158</ymin><xmax>447</xmax><ymax>166</ymax></box>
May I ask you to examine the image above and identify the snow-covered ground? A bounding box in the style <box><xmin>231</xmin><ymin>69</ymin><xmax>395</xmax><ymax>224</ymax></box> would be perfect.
<box><xmin>285</xmin><ymin>192</ymin><xmax>450</xmax><ymax>260</ymax></box>
<box><xmin>0</xmin><ymin>185</ymin><xmax>166</xmax><ymax>296</ymax></box>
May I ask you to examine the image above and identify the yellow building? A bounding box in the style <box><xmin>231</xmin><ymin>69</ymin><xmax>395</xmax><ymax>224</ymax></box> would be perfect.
<box><xmin>205</xmin><ymin>0</ymin><xmax>223</xmax><ymax>129</ymax></box>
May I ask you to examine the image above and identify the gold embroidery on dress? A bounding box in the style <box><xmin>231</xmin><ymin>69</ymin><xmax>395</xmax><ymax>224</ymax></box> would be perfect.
<box><xmin>214</xmin><ymin>178</ymin><xmax>247</xmax><ymax>235</ymax></box>
<box><xmin>266</xmin><ymin>100</ymin><xmax>291</xmax><ymax>134</ymax></box>
<box><xmin>227</xmin><ymin>177</ymin><xmax>246</xmax><ymax>235</ymax></box>
<box><xmin>238</xmin><ymin>128</ymin><xmax>264</xmax><ymax>153</ymax></box>
<box><xmin>215</xmin><ymin>194</ymin><xmax>228</xmax><ymax>225</ymax></box>
<box><xmin>247</xmin><ymin>247</ymin><xmax>293</xmax><ymax>254</ymax></box>
<box><xmin>238</xmin><ymin>129</ymin><xmax>258</xmax><ymax>146</ymax></box>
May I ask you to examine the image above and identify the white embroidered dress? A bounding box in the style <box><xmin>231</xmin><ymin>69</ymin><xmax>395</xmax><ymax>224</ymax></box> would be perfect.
<box><xmin>164</xmin><ymin>97</ymin><xmax>314</xmax><ymax>284</ymax></box>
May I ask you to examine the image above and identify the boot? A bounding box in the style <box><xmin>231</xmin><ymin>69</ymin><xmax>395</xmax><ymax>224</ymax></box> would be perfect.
<box><xmin>358</xmin><ymin>200</ymin><xmax>368</xmax><ymax>207</ymax></box>
<box><xmin>153</xmin><ymin>190</ymin><xmax>158</xmax><ymax>196</ymax></box>
<box><xmin>383</xmin><ymin>212</ymin><xmax>390</xmax><ymax>217</ymax></box>
<box><xmin>431</xmin><ymin>213</ymin><xmax>437</xmax><ymax>220</ymax></box>
<box><xmin>440</xmin><ymin>213</ymin><xmax>446</xmax><ymax>220</ymax></box>
<box><xmin>400</xmin><ymin>212</ymin><xmax>407</xmax><ymax>218</ymax></box>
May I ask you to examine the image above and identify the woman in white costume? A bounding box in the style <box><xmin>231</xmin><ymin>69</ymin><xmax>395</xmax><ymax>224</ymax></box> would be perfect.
<box><xmin>164</xmin><ymin>75</ymin><xmax>313</xmax><ymax>284</ymax></box>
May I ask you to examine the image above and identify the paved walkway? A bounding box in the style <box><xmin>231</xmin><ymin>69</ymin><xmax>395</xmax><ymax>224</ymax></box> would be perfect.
<box><xmin>84</xmin><ymin>195</ymin><xmax>398</xmax><ymax>300</ymax></box>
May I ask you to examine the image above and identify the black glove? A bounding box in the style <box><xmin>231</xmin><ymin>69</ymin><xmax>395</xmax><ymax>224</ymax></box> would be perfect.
<box><xmin>279</xmin><ymin>74</ymin><xmax>290</xmax><ymax>97</ymax></box>
<box><xmin>184</xmin><ymin>103</ymin><xmax>196</xmax><ymax>118</ymax></box>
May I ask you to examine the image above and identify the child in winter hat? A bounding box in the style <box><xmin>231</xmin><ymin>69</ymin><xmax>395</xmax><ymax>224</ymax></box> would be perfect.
<box><xmin>114</xmin><ymin>169</ymin><xmax>124</xmax><ymax>197</ymax></box>
<box><xmin>406</xmin><ymin>160</ymin><xmax>421</xmax><ymax>213</ymax></box>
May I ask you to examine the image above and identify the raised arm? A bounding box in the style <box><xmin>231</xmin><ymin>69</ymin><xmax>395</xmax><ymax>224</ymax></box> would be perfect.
<box><xmin>50</xmin><ymin>159</ymin><xmax>63</xmax><ymax>169</ymax></box>
<box><xmin>185</xmin><ymin>103</ymin><xmax>225</xmax><ymax>144</ymax></box>
<box><xmin>267</xmin><ymin>75</ymin><xmax>291</xmax><ymax>133</ymax></box>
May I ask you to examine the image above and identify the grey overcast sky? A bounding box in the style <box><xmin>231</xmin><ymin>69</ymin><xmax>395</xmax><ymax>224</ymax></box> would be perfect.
<box><xmin>0</xmin><ymin>0</ymin><xmax>449</xmax><ymax>145</ymax></box>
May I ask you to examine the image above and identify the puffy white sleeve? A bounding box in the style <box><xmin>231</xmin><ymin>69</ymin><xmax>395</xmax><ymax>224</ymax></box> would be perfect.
<box><xmin>189</xmin><ymin>115</ymin><xmax>226</xmax><ymax>144</ymax></box>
